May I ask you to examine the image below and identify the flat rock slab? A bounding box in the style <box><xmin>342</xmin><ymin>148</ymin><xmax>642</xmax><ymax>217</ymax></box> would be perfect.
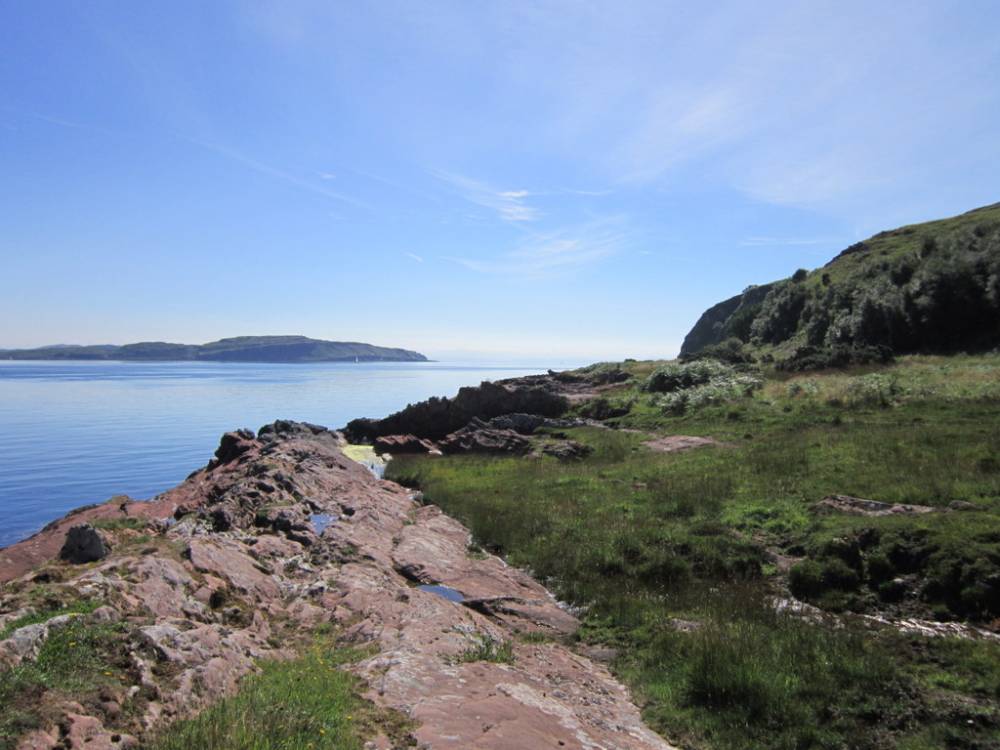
<box><xmin>643</xmin><ymin>435</ymin><xmax>718</xmax><ymax>453</ymax></box>
<box><xmin>813</xmin><ymin>494</ymin><xmax>938</xmax><ymax>517</ymax></box>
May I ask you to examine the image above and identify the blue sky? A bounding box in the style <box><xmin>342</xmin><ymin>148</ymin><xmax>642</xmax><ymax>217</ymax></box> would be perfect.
<box><xmin>2</xmin><ymin>1</ymin><xmax>998</xmax><ymax>360</ymax></box>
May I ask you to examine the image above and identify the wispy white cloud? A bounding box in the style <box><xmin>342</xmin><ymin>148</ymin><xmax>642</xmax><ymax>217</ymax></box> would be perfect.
<box><xmin>3</xmin><ymin>106</ymin><xmax>125</xmax><ymax>139</ymax></box>
<box><xmin>448</xmin><ymin>218</ymin><xmax>626</xmax><ymax>277</ymax></box>
<box><xmin>187</xmin><ymin>138</ymin><xmax>369</xmax><ymax>209</ymax></box>
<box><xmin>317</xmin><ymin>171</ymin><xmax>336</xmax><ymax>180</ymax></box>
<box><xmin>405</xmin><ymin>252</ymin><xmax>424</xmax><ymax>263</ymax></box>
<box><xmin>559</xmin><ymin>188</ymin><xmax>614</xmax><ymax>197</ymax></box>
<box><xmin>433</xmin><ymin>171</ymin><xmax>539</xmax><ymax>222</ymax></box>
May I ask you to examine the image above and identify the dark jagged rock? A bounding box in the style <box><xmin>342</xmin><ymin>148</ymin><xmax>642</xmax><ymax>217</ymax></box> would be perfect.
<box><xmin>344</xmin><ymin>376</ymin><xmax>570</xmax><ymax>442</ymax></box>
<box><xmin>209</xmin><ymin>429</ymin><xmax>257</xmax><ymax>469</ymax></box>
<box><xmin>486</xmin><ymin>413</ymin><xmax>602</xmax><ymax>434</ymax></box>
<box><xmin>58</xmin><ymin>524</ymin><xmax>109</xmax><ymax>563</ymax></box>
<box><xmin>373</xmin><ymin>434</ymin><xmax>437</xmax><ymax>455</ymax></box>
<box><xmin>257</xmin><ymin>420</ymin><xmax>332</xmax><ymax>441</ymax></box>
<box><xmin>438</xmin><ymin>418</ymin><xmax>532</xmax><ymax>455</ymax></box>
<box><xmin>539</xmin><ymin>440</ymin><xmax>592</xmax><ymax>461</ymax></box>
<box><xmin>486</xmin><ymin>413</ymin><xmax>548</xmax><ymax>434</ymax></box>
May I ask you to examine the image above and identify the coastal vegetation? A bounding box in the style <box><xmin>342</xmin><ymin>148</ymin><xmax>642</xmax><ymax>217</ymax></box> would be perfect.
<box><xmin>0</xmin><ymin>616</ymin><xmax>131</xmax><ymax>745</ymax></box>
<box><xmin>148</xmin><ymin>638</ymin><xmax>404</xmax><ymax>750</ymax></box>
<box><xmin>681</xmin><ymin>202</ymin><xmax>1000</xmax><ymax>368</ymax></box>
<box><xmin>388</xmin><ymin>353</ymin><xmax>1000</xmax><ymax>749</ymax></box>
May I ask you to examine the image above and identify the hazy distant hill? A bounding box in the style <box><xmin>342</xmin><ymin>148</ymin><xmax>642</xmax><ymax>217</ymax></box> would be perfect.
<box><xmin>681</xmin><ymin>202</ymin><xmax>1000</xmax><ymax>368</ymax></box>
<box><xmin>0</xmin><ymin>336</ymin><xmax>428</xmax><ymax>363</ymax></box>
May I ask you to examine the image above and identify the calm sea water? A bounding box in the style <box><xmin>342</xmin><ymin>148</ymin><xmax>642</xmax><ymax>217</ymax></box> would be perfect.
<box><xmin>0</xmin><ymin>360</ymin><xmax>565</xmax><ymax>547</ymax></box>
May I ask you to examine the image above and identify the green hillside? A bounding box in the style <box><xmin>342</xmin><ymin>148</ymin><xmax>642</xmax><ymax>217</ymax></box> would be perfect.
<box><xmin>681</xmin><ymin>203</ymin><xmax>1000</xmax><ymax>368</ymax></box>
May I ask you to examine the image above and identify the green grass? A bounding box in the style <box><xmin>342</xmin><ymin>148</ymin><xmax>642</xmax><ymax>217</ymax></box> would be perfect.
<box><xmin>89</xmin><ymin>516</ymin><xmax>147</xmax><ymax>531</ymax></box>
<box><xmin>387</xmin><ymin>354</ymin><xmax>1000</xmax><ymax>749</ymax></box>
<box><xmin>149</xmin><ymin>642</ymin><xmax>401</xmax><ymax>750</ymax></box>
<box><xmin>454</xmin><ymin>634</ymin><xmax>515</xmax><ymax>664</ymax></box>
<box><xmin>1</xmin><ymin>619</ymin><xmax>411</xmax><ymax>750</ymax></box>
<box><xmin>0</xmin><ymin>618</ymin><xmax>130</xmax><ymax>748</ymax></box>
<box><xmin>0</xmin><ymin>598</ymin><xmax>100</xmax><ymax>640</ymax></box>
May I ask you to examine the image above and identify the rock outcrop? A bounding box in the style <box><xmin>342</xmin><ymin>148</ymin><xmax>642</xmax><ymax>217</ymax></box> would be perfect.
<box><xmin>812</xmin><ymin>494</ymin><xmax>939</xmax><ymax>517</ymax></box>
<box><xmin>486</xmin><ymin>413</ymin><xmax>600</xmax><ymax>434</ymax></box>
<box><xmin>373</xmin><ymin>434</ymin><xmax>437</xmax><ymax>455</ymax></box>
<box><xmin>538</xmin><ymin>440</ymin><xmax>592</xmax><ymax>461</ymax></box>
<box><xmin>0</xmin><ymin>421</ymin><xmax>675</xmax><ymax>750</ymax></box>
<box><xmin>438</xmin><ymin>418</ymin><xmax>532</xmax><ymax>455</ymax></box>
<box><xmin>340</xmin><ymin>371</ymin><xmax>627</xmax><ymax>443</ymax></box>
<box><xmin>58</xmin><ymin>524</ymin><xmax>110</xmax><ymax>563</ymax></box>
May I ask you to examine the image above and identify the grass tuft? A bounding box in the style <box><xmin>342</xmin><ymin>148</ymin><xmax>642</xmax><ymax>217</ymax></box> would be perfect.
<box><xmin>454</xmin><ymin>634</ymin><xmax>515</xmax><ymax>664</ymax></box>
<box><xmin>149</xmin><ymin>643</ymin><xmax>392</xmax><ymax>750</ymax></box>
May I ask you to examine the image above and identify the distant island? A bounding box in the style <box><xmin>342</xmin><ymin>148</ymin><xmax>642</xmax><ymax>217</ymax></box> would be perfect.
<box><xmin>0</xmin><ymin>335</ymin><xmax>428</xmax><ymax>363</ymax></box>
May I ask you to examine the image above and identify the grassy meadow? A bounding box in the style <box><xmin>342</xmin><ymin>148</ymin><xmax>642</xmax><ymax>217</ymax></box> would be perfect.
<box><xmin>387</xmin><ymin>354</ymin><xmax>1000</xmax><ymax>749</ymax></box>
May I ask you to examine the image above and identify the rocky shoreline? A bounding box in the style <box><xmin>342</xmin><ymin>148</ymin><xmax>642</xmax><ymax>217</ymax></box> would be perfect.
<box><xmin>0</xmin><ymin>419</ymin><xmax>675</xmax><ymax>750</ymax></box>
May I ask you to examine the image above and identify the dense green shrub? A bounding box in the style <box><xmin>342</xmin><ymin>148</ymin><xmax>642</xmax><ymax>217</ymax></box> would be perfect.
<box><xmin>573</xmin><ymin>362</ymin><xmax>631</xmax><ymax>384</ymax></box>
<box><xmin>789</xmin><ymin>558</ymin><xmax>860</xmax><ymax>601</ymax></box>
<box><xmin>750</xmin><ymin>282</ymin><xmax>807</xmax><ymax>344</ymax></box>
<box><xmin>788</xmin><ymin>560</ymin><xmax>824</xmax><ymax>599</ymax></box>
<box><xmin>777</xmin><ymin>344</ymin><xmax>894</xmax><ymax>372</ymax></box>
<box><xmin>689</xmin><ymin>207</ymin><xmax>1000</xmax><ymax>359</ymax></box>
<box><xmin>680</xmin><ymin>337</ymin><xmax>754</xmax><ymax>364</ymax></box>
<box><xmin>652</xmin><ymin>375</ymin><xmax>762</xmax><ymax>415</ymax></box>
<box><xmin>577</xmin><ymin>396</ymin><xmax>631</xmax><ymax>420</ymax></box>
<box><xmin>644</xmin><ymin>360</ymin><xmax>736</xmax><ymax>392</ymax></box>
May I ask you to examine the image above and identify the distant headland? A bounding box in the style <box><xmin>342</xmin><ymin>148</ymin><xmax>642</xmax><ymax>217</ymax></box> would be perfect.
<box><xmin>0</xmin><ymin>335</ymin><xmax>428</xmax><ymax>363</ymax></box>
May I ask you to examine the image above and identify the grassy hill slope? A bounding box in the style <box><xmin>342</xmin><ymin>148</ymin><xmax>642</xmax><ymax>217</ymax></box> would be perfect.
<box><xmin>681</xmin><ymin>202</ymin><xmax>1000</xmax><ymax>368</ymax></box>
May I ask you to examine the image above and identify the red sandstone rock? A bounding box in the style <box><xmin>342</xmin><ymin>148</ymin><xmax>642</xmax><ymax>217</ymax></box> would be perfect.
<box><xmin>373</xmin><ymin>433</ymin><xmax>437</xmax><ymax>455</ymax></box>
<box><xmin>0</xmin><ymin>422</ymin><xmax>675</xmax><ymax>750</ymax></box>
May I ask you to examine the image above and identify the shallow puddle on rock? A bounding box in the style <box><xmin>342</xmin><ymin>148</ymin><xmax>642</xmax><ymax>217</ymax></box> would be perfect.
<box><xmin>310</xmin><ymin>513</ymin><xmax>338</xmax><ymax>534</ymax></box>
<box><xmin>418</xmin><ymin>584</ymin><xmax>465</xmax><ymax>603</ymax></box>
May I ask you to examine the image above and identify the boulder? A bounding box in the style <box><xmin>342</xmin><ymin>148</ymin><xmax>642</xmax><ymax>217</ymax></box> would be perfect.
<box><xmin>257</xmin><ymin>420</ymin><xmax>332</xmax><ymax>442</ymax></box>
<box><xmin>438</xmin><ymin>418</ymin><xmax>531</xmax><ymax>455</ymax></box>
<box><xmin>373</xmin><ymin>434</ymin><xmax>437</xmax><ymax>455</ymax></box>
<box><xmin>208</xmin><ymin>429</ymin><xmax>257</xmax><ymax>469</ymax></box>
<box><xmin>59</xmin><ymin>524</ymin><xmax>110</xmax><ymax>564</ymax></box>
<box><xmin>539</xmin><ymin>440</ymin><xmax>592</xmax><ymax>461</ymax></box>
